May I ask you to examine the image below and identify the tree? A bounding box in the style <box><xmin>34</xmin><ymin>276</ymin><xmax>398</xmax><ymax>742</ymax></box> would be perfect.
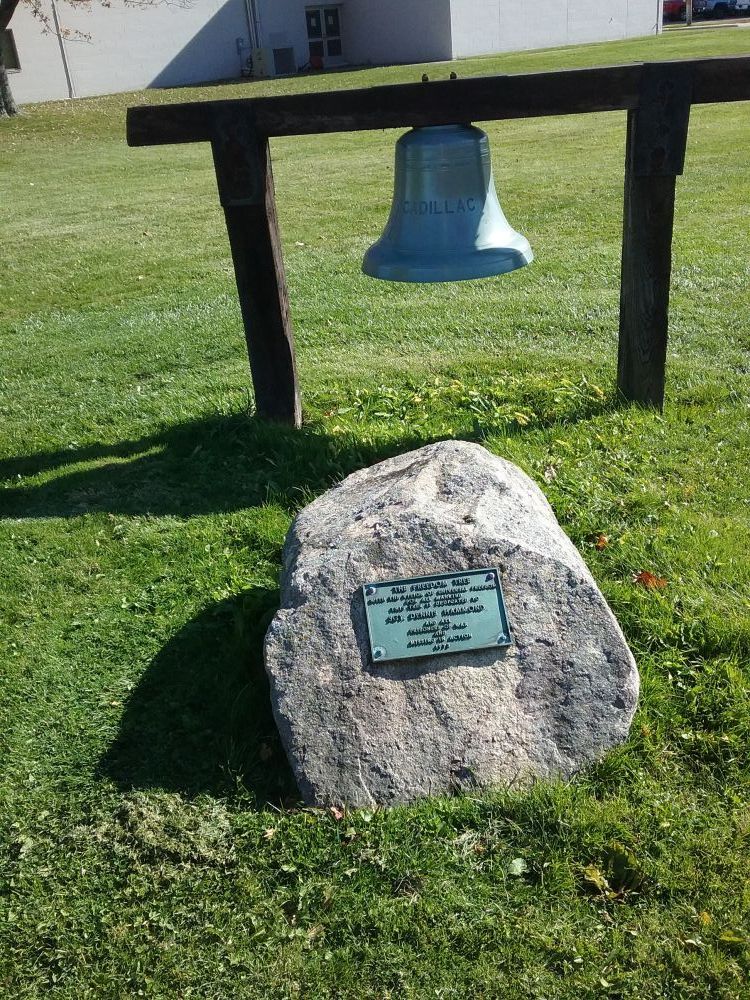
<box><xmin>0</xmin><ymin>0</ymin><xmax>22</xmax><ymax>116</ymax></box>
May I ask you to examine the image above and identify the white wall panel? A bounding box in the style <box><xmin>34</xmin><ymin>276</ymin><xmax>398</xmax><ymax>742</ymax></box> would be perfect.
<box><xmin>455</xmin><ymin>0</ymin><xmax>660</xmax><ymax>58</ymax></box>
<box><xmin>567</xmin><ymin>0</ymin><xmax>627</xmax><ymax>43</ymax></box>
<box><xmin>496</xmin><ymin>0</ymin><xmax>569</xmax><ymax>54</ymax></box>
<box><xmin>450</xmin><ymin>0</ymin><xmax>501</xmax><ymax>59</ymax></box>
<box><xmin>344</xmin><ymin>0</ymin><xmax>453</xmax><ymax>66</ymax></box>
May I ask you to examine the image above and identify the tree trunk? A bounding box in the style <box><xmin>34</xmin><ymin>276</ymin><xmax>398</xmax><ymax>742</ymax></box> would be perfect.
<box><xmin>0</xmin><ymin>0</ymin><xmax>22</xmax><ymax>116</ymax></box>
<box><xmin>0</xmin><ymin>48</ymin><xmax>19</xmax><ymax>117</ymax></box>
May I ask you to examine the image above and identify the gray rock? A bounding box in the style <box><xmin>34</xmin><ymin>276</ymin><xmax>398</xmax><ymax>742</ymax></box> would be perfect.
<box><xmin>264</xmin><ymin>440</ymin><xmax>638</xmax><ymax>807</ymax></box>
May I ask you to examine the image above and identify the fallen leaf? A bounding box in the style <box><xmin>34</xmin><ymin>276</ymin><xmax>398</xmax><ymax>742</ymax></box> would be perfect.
<box><xmin>603</xmin><ymin>842</ymin><xmax>645</xmax><ymax>894</ymax></box>
<box><xmin>263</xmin><ymin>827</ymin><xmax>276</xmax><ymax>840</ymax></box>
<box><xmin>581</xmin><ymin>864</ymin><xmax>611</xmax><ymax>895</ymax></box>
<box><xmin>543</xmin><ymin>464</ymin><xmax>558</xmax><ymax>482</ymax></box>
<box><xmin>506</xmin><ymin>857</ymin><xmax>528</xmax><ymax>877</ymax></box>
<box><xmin>633</xmin><ymin>570</ymin><xmax>668</xmax><ymax>590</ymax></box>
<box><xmin>595</xmin><ymin>534</ymin><xmax>609</xmax><ymax>550</ymax></box>
<box><xmin>682</xmin><ymin>937</ymin><xmax>704</xmax><ymax>949</ymax></box>
<box><xmin>717</xmin><ymin>929</ymin><xmax>747</xmax><ymax>952</ymax></box>
<box><xmin>306</xmin><ymin>923</ymin><xmax>324</xmax><ymax>944</ymax></box>
<box><xmin>17</xmin><ymin>836</ymin><xmax>34</xmax><ymax>858</ymax></box>
<box><xmin>329</xmin><ymin>806</ymin><xmax>345</xmax><ymax>821</ymax></box>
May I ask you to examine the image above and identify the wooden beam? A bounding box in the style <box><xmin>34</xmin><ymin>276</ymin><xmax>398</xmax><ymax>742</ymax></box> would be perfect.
<box><xmin>617</xmin><ymin>64</ymin><xmax>692</xmax><ymax>410</ymax></box>
<box><xmin>211</xmin><ymin>111</ymin><xmax>302</xmax><ymax>427</ymax></box>
<box><xmin>127</xmin><ymin>55</ymin><xmax>750</xmax><ymax>148</ymax></box>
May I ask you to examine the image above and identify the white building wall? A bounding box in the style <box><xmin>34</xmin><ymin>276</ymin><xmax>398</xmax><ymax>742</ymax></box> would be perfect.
<box><xmin>255</xmin><ymin>0</ymin><xmax>309</xmax><ymax>72</ymax></box>
<box><xmin>11</xmin><ymin>0</ymin><xmax>252</xmax><ymax>103</ymax></box>
<box><xmin>449</xmin><ymin>0</ymin><xmax>502</xmax><ymax>57</ymax></box>
<box><xmin>9</xmin><ymin>0</ymin><xmax>662</xmax><ymax>105</ymax></box>
<box><xmin>342</xmin><ymin>0</ymin><xmax>453</xmax><ymax>66</ymax></box>
<box><xmin>566</xmin><ymin>0</ymin><xmax>626</xmax><ymax>43</ymax></box>
<box><xmin>451</xmin><ymin>0</ymin><xmax>661</xmax><ymax>59</ymax></box>
<box><xmin>627</xmin><ymin>0</ymin><xmax>662</xmax><ymax>36</ymax></box>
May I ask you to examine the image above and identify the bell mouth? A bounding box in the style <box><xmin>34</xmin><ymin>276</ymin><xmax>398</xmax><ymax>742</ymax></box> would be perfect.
<box><xmin>362</xmin><ymin>240</ymin><xmax>533</xmax><ymax>284</ymax></box>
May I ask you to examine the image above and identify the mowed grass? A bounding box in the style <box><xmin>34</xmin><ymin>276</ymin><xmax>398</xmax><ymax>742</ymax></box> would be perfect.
<box><xmin>1</xmin><ymin>28</ymin><xmax>750</xmax><ymax>998</ymax></box>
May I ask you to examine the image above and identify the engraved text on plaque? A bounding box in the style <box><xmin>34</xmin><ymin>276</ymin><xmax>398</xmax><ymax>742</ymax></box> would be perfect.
<box><xmin>362</xmin><ymin>568</ymin><xmax>512</xmax><ymax>663</ymax></box>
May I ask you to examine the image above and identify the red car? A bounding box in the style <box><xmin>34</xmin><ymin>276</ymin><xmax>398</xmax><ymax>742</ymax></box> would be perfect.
<box><xmin>663</xmin><ymin>0</ymin><xmax>686</xmax><ymax>18</ymax></box>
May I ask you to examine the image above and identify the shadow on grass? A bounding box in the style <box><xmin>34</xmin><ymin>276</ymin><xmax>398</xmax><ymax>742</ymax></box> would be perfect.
<box><xmin>0</xmin><ymin>412</ymin><xmax>428</xmax><ymax>519</ymax></box>
<box><xmin>98</xmin><ymin>585</ymin><xmax>299</xmax><ymax>804</ymax></box>
<box><xmin>0</xmin><ymin>394</ymin><xmax>615</xmax><ymax>520</ymax></box>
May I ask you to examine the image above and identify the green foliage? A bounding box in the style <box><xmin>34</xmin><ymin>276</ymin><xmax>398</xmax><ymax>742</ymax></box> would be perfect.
<box><xmin>1</xmin><ymin>30</ymin><xmax>749</xmax><ymax>998</ymax></box>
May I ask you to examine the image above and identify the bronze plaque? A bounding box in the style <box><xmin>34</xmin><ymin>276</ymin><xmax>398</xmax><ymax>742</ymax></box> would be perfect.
<box><xmin>362</xmin><ymin>568</ymin><xmax>512</xmax><ymax>663</ymax></box>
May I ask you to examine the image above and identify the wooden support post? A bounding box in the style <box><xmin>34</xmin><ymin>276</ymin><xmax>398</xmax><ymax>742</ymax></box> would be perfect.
<box><xmin>211</xmin><ymin>111</ymin><xmax>302</xmax><ymax>427</ymax></box>
<box><xmin>618</xmin><ymin>65</ymin><xmax>692</xmax><ymax>409</ymax></box>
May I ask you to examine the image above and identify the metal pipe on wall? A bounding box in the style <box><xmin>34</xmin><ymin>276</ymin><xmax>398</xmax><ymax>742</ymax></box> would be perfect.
<box><xmin>244</xmin><ymin>0</ymin><xmax>262</xmax><ymax>49</ymax></box>
<box><xmin>50</xmin><ymin>0</ymin><xmax>75</xmax><ymax>98</ymax></box>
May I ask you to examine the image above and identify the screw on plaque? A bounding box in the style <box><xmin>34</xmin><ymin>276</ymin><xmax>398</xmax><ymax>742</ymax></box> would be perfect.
<box><xmin>365</xmin><ymin>586</ymin><xmax>376</xmax><ymax>596</ymax></box>
<box><xmin>497</xmin><ymin>634</ymin><xmax>508</xmax><ymax>645</ymax></box>
<box><xmin>485</xmin><ymin>572</ymin><xmax>495</xmax><ymax>582</ymax></box>
<box><xmin>373</xmin><ymin>646</ymin><xmax>386</xmax><ymax>660</ymax></box>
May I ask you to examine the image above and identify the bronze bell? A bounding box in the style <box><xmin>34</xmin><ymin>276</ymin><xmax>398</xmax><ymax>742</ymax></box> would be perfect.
<box><xmin>363</xmin><ymin>124</ymin><xmax>533</xmax><ymax>283</ymax></box>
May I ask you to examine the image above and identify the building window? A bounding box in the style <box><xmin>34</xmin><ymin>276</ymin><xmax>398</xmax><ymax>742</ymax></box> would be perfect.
<box><xmin>1</xmin><ymin>29</ymin><xmax>21</xmax><ymax>71</ymax></box>
<box><xmin>305</xmin><ymin>6</ymin><xmax>342</xmax><ymax>65</ymax></box>
<box><xmin>306</xmin><ymin>9</ymin><xmax>323</xmax><ymax>39</ymax></box>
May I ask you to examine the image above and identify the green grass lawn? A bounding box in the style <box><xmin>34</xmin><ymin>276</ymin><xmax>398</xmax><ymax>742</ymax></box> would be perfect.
<box><xmin>1</xmin><ymin>29</ymin><xmax>750</xmax><ymax>998</ymax></box>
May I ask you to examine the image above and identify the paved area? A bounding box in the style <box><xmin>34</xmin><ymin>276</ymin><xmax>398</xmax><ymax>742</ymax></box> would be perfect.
<box><xmin>664</xmin><ymin>16</ymin><xmax>750</xmax><ymax>30</ymax></box>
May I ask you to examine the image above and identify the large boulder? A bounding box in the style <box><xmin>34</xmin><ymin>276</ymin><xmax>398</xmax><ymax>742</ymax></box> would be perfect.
<box><xmin>264</xmin><ymin>440</ymin><xmax>638</xmax><ymax>807</ymax></box>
